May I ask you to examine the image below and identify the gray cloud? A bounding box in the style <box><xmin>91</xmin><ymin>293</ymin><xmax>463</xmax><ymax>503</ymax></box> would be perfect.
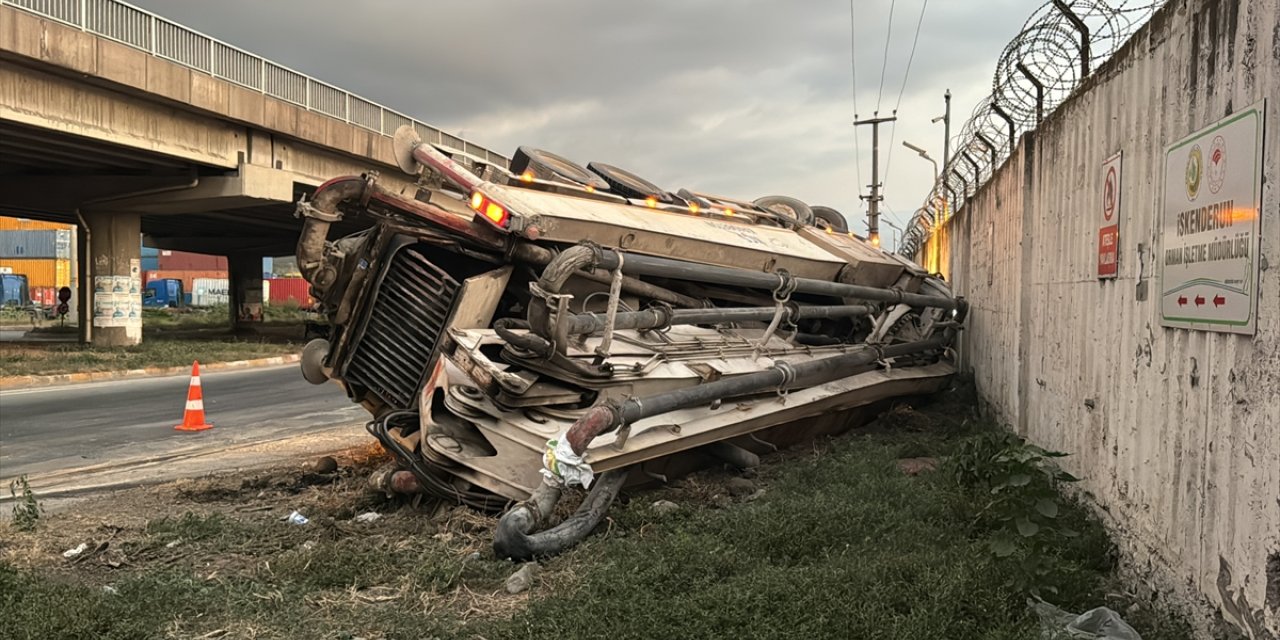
<box><xmin>137</xmin><ymin>0</ymin><xmax>1032</xmax><ymax>242</ymax></box>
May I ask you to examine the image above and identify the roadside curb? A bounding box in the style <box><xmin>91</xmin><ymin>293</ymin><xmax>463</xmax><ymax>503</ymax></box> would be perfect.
<box><xmin>0</xmin><ymin>354</ymin><xmax>301</xmax><ymax>390</ymax></box>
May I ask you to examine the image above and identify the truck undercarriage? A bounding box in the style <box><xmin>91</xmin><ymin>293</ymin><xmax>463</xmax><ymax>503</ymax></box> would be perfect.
<box><xmin>296</xmin><ymin>127</ymin><xmax>966</xmax><ymax>559</ymax></box>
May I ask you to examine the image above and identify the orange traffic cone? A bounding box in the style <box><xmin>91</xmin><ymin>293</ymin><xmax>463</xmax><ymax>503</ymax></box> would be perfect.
<box><xmin>174</xmin><ymin>361</ymin><xmax>213</xmax><ymax>432</ymax></box>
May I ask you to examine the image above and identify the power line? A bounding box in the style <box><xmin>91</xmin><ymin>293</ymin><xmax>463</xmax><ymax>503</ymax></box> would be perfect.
<box><xmin>844</xmin><ymin>0</ymin><xmax>865</xmax><ymax>199</ymax></box>
<box><xmin>893</xmin><ymin>0</ymin><xmax>930</xmax><ymax>112</ymax></box>
<box><xmin>875</xmin><ymin>0</ymin><xmax>897</xmax><ymax>114</ymax></box>
<box><xmin>884</xmin><ymin>0</ymin><xmax>931</xmax><ymax>195</ymax></box>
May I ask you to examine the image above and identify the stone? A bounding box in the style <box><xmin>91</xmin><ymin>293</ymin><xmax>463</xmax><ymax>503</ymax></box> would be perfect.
<box><xmin>651</xmin><ymin>500</ymin><xmax>680</xmax><ymax>516</ymax></box>
<box><xmin>724</xmin><ymin>477</ymin><xmax>757</xmax><ymax>497</ymax></box>
<box><xmin>896</xmin><ymin>457</ymin><xmax>939</xmax><ymax>476</ymax></box>
<box><xmin>505</xmin><ymin>562</ymin><xmax>540</xmax><ymax>594</ymax></box>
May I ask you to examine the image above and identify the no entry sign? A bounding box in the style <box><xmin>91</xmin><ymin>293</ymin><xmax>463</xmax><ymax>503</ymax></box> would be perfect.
<box><xmin>1097</xmin><ymin>152</ymin><xmax>1122</xmax><ymax>279</ymax></box>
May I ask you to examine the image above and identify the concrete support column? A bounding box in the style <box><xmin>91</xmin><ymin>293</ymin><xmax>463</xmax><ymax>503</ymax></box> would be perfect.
<box><xmin>228</xmin><ymin>253</ymin><xmax>264</xmax><ymax>332</ymax></box>
<box><xmin>82</xmin><ymin>211</ymin><xmax>143</xmax><ymax>347</ymax></box>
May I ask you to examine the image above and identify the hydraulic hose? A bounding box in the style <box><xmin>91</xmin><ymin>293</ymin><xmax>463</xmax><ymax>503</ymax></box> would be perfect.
<box><xmin>493</xmin><ymin>468</ymin><xmax>629</xmax><ymax>561</ymax></box>
<box><xmin>563</xmin><ymin>303</ymin><xmax>875</xmax><ymax>335</ymax></box>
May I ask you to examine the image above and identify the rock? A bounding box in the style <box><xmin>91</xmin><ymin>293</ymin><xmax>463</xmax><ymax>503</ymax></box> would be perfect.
<box><xmin>62</xmin><ymin>543</ymin><xmax>89</xmax><ymax>559</ymax></box>
<box><xmin>724</xmin><ymin>477</ymin><xmax>757</xmax><ymax>497</ymax></box>
<box><xmin>353</xmin><ymin>512</ymin><xmax>381</xmax><ymax>524</ymax></box>
<box><xmin>505</xmin><ymin>562</ymin><xmax>540</xmax><ymax>594</ymax></box>
<box><xmin>896</xmin><ymin>457</ymin><xmax>939</xmax><ymax>476</ymax></box>
<box><xmin>651</xmin><ymin>500</ymin><xmax>680</xmax><ymax>516</ymax></box>
<box><xmin>744</xmin><ymin>489</ymin><xmax>767</xmax><ymax>502</ymax></box>
<box><xmin>711</xmin><ymin>494</ymin><xmax>732</xmax><ymax>509</ymax></box>
<box><xmin>309</xmin><ymin>456</ymin><xmax>339</xmax><ymax>474</ymax></box>
<box><xmin>466</xmin><ymin>551</ymin><xmax>482</xmax><ymax>562</ymax></box>
<box><xmin>102</xmin><ymin>585</ymin><xmax>119</xmax><ymax>595</ymax></box>
<box><xmin>164</xmin><ymin>539</ymin><xmax>183</xmax><ymax>549</ymax></box>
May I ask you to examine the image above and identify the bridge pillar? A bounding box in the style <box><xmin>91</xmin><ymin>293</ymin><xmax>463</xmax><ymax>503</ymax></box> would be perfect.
<box><xmin>81</xmin><ymin>212</ymin><xmax>143</xmax><ymax>347</ymax></box>
<box><xmin>228</xmin><ymin>253</ymin><xmax>264</xmax><ymax>332</ymax></box>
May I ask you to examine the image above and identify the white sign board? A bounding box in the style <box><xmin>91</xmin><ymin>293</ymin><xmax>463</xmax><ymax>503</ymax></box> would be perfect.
<box><xmin>1160</xmin><ymin>101</ymin><xmax>1265</xmax><ymax>334</ymax></box>
<box><xmin>1098</xmin><ymin>151</ymin><xmax>1122</xmax><ymax>279</ymax></box>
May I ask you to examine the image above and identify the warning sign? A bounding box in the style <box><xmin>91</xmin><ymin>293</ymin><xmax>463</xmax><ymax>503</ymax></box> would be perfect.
<box><xmin>1097</xmin><ymin>152</ymin><xmax>1121</xmax><ymax>279</ymax></box>
<box><xmin>1159</xmin><ymin>100</ymin><xmax>1265</xmax><ymax>335</ymax></box>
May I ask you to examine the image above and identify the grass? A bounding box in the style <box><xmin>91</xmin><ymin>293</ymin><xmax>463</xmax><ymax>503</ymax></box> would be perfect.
<box><xmin>0</xmin><ymin>388</ymin><xmax>1191</xmax><ymax>639</ymax></box>
<box><xmin>0</xmin><ymin>338</ymin><xmax>299</xmax><ymax>377</ymax></box>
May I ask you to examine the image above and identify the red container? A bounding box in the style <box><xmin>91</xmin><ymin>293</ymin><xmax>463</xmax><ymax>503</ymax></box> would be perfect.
<box><xmin>31</xmin><ymin>286</ymin><xmax>56</xmax><ymax>306</ymax></box>
<box><xmin>266</xmin><ymin>277</ymin><xmax>315</xmax><ymax>309</ymax></box>
<box><xmin>157</xmin><ymin>250</ymin><xmax>227</xmax><ymax>271</ymax></box>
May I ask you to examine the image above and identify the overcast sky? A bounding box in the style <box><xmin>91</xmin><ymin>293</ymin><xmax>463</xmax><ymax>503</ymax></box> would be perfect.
<box><xmin>135</xmin><ymin>0</ymin><xmax>1032</xmax><ymax>245</ymax></box>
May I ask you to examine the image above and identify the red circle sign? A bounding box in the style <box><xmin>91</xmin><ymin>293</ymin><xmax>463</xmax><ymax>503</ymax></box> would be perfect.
<box><xmin>1103</xmin><ymin>166</ymin><xmax>1117</xmax><ymax>221</ymax></box>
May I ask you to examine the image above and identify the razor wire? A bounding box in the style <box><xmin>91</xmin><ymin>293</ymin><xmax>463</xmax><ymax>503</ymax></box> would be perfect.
<box><xmin>897</xmin><ymin>0</ymin><xmax>1164</xmax><ymax>258</ymax></box>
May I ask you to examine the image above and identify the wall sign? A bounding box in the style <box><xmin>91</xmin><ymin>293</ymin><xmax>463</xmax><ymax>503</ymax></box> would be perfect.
<box><xmin>1159</xmin><ymin>100</ymin><xmax>1265</xmax><ymax>334</ymax></box>
<box><xmin>1098</xmin><ymin>151</ymin><xmax>1122</xmax><ymax>279</ymax></box>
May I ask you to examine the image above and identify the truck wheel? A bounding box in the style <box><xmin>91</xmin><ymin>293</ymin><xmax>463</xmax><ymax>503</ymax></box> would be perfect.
<box><xmin>510</xmin><ymin>147</ymin><xmax>609</xmax><ymax>190</ymax></box>
<box><xmin>811</xmin><ymin>206</ymin><xmax>849</xmax><ymax>232</ymax></box>
<box><xmin>752</xmin><ymin>195</ymin><xmax>815</xmax><ymax>227</ymax></box>
<box><xmin>587</xmin><ymin>162</ymin><xmax>672</xmax><ymax>203</ymax></box>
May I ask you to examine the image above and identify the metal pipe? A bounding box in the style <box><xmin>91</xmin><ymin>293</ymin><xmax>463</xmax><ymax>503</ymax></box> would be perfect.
<box><xmin>989</xmin><ymin>97</ymin><xmax>1017</xmax><ymax>149</ymax></box>
<box><xmin>565</xmin><ymin>333</ymin><xmax>953</xmax><ymax>455</ymax></box>
<box><xmin>296</xmin><ymin>176</ymin><xmax>366</xmax><ymax>292</ymax></box>
<box><xmin>564</xmin><ymin>303</ymin><xmax>875</xmax><ymax>335</ymax></box>
<box><xmin>511</xmin><ymin>243</ymin><xmax>703</xmax><ymax>308</ymax></box>
<box><xmin>589</xmin><ymin>248</ymin><xmax>959</xmax><ymax>311</ymax></box>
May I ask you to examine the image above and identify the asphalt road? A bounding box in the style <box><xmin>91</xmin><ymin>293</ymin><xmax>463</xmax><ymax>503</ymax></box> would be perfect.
<box><xmin>0</xmin><ymin>365</ymin><xmax>366</xmax><ymax>479</ymax></box>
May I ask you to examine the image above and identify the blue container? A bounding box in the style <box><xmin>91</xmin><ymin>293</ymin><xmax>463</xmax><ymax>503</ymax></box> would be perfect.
<box><xmin>143</xmin><ymin>279</ymin><xmax>184</xmax><ymax>308</ymax></box>
<box><xmin>141</xmin><ymin>256</ymin><xmax>160</xmax><ymax>272</ymax></box>
<box><xmin>0</xmin><ymin>230</ymin><xmax>70</xmax><ymax>259</ymax></box>
<box><xmin>262</xmin><ymin>256</ymin><xmax>274</xmax><ymax>278</ymax></box>
<box><xmin>1</xmin><ymin>273</ymin><xmax>30</xmax><ymax>305</ymax></box>
<box><xmin>141</xmin><ymin>245</ymin><xmax>160</xmax><ymax>258</ymax></box>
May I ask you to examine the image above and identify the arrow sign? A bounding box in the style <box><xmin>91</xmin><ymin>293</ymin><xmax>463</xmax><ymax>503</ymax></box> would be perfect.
<box><xmin>1213</xmin><ymin>295</ymin><xmax>1226</xmax><ymax>307</ymax></box>
<box><xmin>1194</xmin><ymin>295</ymin><xmax>1206</xmax><ymax>307</ymax></box>
<box><xmin>1177</xmin><ymin>296</ymin><xmax>1188</xmax><ymax>306</ymax></box>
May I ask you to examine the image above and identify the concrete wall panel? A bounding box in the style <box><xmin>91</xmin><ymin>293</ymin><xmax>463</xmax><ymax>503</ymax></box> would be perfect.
<box><xmin>946</xmin><ymin>0</ymin><xmax>1279</xmax><ymax>635</ymax></box>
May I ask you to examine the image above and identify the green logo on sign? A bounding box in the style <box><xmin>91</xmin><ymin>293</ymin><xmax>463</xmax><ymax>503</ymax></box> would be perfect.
<box><xmin>1185</xmin><ymin>144</ymin><xmax>1202</xmax><ymax>201</ymax></box>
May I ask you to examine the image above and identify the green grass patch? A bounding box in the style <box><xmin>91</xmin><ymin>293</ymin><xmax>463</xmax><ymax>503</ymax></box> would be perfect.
<box><xmin>0</xmin><ymin>396</ymin><xmax>1191</xmax><ymax>639</ymax></box>
<box><xmin>0</xmin><ymin>338</ymin><xmax>298</xmax><ymax>377</ymax></box>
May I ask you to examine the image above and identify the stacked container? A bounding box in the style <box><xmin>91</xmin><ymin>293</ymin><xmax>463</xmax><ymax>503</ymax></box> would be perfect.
<box><xmin>0</xmin><ymin>217</ymin><xmax>74</xmax><ymax>304</ymax></box>
<box><xmin>265</xmin><ymin>277</ymin><xmax>315</xmax><ymax>308</ymax></box>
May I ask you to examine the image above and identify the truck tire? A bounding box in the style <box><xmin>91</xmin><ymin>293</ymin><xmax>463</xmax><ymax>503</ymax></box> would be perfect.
<box><xmin>752</xmin><ymin>195</ymin><xmax>815</xmax><ymax>227</ymax></box>
<box><xmin>811</xmin><ymin>206</ymin><xmax>849</xmax><ymax>232</ymax></box>
<box><xmin>510</xmin><ymin>147</ymin><xmax>609</xmax><ymax>190</ymax></box>
<box><xmin>587</xmin><ymin>162</ymin><xmax>672</xmax><ymax>203</ymax></box>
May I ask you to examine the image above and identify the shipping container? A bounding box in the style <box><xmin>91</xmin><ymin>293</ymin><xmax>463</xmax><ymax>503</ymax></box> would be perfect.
<box><xmin>144</xmin><ymin>279</ymin><xmax>184</xmax><ymax>308</ymax></box>
<box><xmin>0</xmin><ymin>258</ymin><xmax>72</xmax><ymax>288</ymax></box>
<box><xmin>158</xmin><ymin>250</ymin><xmax>227</xmax><ymax>271</ymax></box>
<box><xmin>262</xmin><ymin>256</ymin><xmax>274</xmax><ymax>278</ymax></box>
<box><xmin>0</xmin><ymin>217</ymin><xmax>73</xmax><ymax>232</ymax></box>
<box><xmin>31</xmin><ymin>287</ymin><xmax>57</xmax><ymax>307</ymax></box>
<box><xmin>141</xmin><ymin>256</ymin><xmax>160</xmax><ymax>272</ymax></box>
<box><xmin>265</xmin><ymin>277</ymin><xmax>315</xmax><ymax>308</ymax></box>
<box><xmin>141</xmin><ymin>245</ymin><xmax>160</xmax><ymax>258</ymax></box>
<box><xmin>0</xmin><ymin>230</ymin><xmax>72</xmax><ymax>259</ymax></box>
<box><xmin>191</xmin><ymin>278</ymin><xmax>230</xmax><ymax>307</ymax></box>
<box><xmin>0</xmin><ymin>274</ymin><xmax>28</xmax><ymax>305</ymax></box>
<box><xmin>144</xmin><ymin>270</ymin><xmax>227</xmax><ymax>295</ymax></box>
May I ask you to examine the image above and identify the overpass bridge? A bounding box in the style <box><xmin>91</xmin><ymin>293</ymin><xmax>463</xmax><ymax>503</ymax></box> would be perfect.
<box><xmin>0</xmin><ymin>0</ymin><xmax>508</xmax><ymax>345</ymax></box>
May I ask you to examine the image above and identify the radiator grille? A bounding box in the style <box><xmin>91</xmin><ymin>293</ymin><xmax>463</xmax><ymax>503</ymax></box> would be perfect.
<box><xmin>344</xmin><ymin>244</ymin><xmax>459</xmax><ymax>409</ymax></box>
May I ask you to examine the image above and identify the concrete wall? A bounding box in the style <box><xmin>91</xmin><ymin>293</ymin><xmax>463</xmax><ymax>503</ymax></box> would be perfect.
<box><xmin>945</xmin><ymin>0</ymin><xmax>1279</xmax><ymax>635</ymax></box>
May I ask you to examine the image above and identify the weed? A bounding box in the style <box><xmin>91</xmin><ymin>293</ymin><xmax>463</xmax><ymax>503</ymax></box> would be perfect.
<box><xmin>948</xmin><ymin>430</ymin><xmax>1082</xmax><ymax>597</ymax></box>
<box><xmin>8</xmin><ymin>476</ymin><xmax>42</xmax><ymax>532</ymax></box>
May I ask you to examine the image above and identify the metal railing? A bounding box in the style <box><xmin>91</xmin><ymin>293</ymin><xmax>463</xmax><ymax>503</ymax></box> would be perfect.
<box><xmin>2</xmin><ymin>0</ymin><xmax>509</xmax><ymax>167</ymax></box>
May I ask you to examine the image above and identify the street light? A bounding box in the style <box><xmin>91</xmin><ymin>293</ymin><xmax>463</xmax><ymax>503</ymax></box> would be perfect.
<box><xmin>902</xmin><ymin>141</ymin><xmax>938</xmax><ymax>180</ymax></box>
<box><xmin>880</xmin><ymin>217</ymin><xmax>904</xmax><ymax>252</ymax></box>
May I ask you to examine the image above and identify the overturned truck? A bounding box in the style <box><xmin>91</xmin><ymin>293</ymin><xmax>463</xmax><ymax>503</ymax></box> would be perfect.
<box><xmin>296</xmin><ymin>127</ymin><xmax>966</xmax><ymax>560</ymax></box>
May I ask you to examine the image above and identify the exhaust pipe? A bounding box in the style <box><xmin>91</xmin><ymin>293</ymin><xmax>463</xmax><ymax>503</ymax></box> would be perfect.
<box><xmin>295</xmin><ymin>176</ymin><xmax>366</xmax><ymax>294</ymax></box>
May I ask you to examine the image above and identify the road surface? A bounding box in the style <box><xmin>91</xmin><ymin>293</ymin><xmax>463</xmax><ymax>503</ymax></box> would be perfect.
<box><xmin>0</xmin><ymin>364</ymin><xmax>366</xmax><ymax>479</ymax></box>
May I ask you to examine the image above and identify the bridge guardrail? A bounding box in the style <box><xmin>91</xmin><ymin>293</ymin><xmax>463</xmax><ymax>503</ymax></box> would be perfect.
<box><xmin>2</xmin><ymin>0</ymin><xmax>508</xmax><ymax>167</ymax></box>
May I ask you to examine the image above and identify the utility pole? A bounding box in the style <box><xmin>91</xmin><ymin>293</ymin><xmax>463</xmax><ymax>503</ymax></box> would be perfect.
<box><xmin>853</xmin><ymin>114</ymin><xmax>897</xmax><ymax>247</ymax></box>
<box><xmin>931</xmin><ymin>89</ymin><xmax>952</xmax><ymax>221</ymax></box>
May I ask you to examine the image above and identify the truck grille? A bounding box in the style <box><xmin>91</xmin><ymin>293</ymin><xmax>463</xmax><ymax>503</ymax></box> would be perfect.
<box><xmin>344</xmin><ymin>243</ymin><xmax>460</xmax><ymax>409</ymax></box>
